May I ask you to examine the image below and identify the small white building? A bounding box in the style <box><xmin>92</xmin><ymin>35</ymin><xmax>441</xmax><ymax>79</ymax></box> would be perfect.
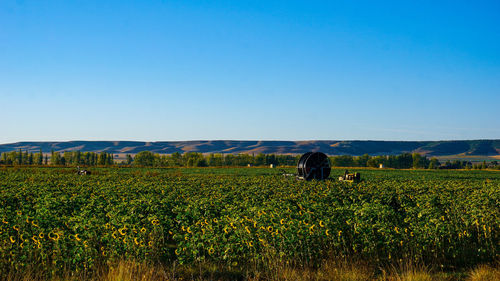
<box><xmin>379</xmin><ymin>163</ymin><xmax>385</xmax><ymax>169</ymax></box>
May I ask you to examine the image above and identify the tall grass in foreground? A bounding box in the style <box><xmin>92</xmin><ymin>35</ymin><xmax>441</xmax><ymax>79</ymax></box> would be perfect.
<box><xmin>3</xmin><ymin>259</ymin><xmax>499</xmax><ymax>281</ymax></box>
<box><xmin>465</xmin><ymin>264</ymin><xmax>500</xmax><ymax>281</ymax></box>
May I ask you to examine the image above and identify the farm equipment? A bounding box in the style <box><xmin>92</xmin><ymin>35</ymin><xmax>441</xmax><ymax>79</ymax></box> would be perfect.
<box><xmin>296</xmin><ymin>152</ymin><xmax>331</xmax><ymax>181</ymax></box>
<box><xmin>76</xmin><ymin>166</ymin><xmax>91</xmax><ymax>175</ymax></box>
<box><xmin>282</xmin><ymin>152</ymin><xmax>360</xmax><ymax>183</ymax></box>
<box><xmin>338</xmin><ymin>170</ymin><xmax>360</xmax><ymax>183</ymax></box>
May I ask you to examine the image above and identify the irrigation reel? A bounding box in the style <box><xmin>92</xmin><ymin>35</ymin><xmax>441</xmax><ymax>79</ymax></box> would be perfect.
<box><xmin>281</xmin><ymin>151</ymin><xmax>360</xmax><ymax>182</ymax></box>
<box><xmin>280</xmin><ymin>152</ymin><xmax>331</xmax><ymax>181</ymax></box>
<box><xmin>296</xmin><ymin>152</ymin><xmax>331</xmax><ymax>180</ymax></box>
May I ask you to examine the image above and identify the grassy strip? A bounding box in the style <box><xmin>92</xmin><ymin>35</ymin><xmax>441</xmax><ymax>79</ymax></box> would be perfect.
<box><xmin>3</xmin><ymin>259</ymin><xmax>499</xmax><ymax>281</ymax></box>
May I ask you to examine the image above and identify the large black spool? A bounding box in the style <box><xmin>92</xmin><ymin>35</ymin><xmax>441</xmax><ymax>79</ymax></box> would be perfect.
<box><xmin>297</xmin><ymin>152</ymin><xmax>331</xmax><ymax>181</ymax></box>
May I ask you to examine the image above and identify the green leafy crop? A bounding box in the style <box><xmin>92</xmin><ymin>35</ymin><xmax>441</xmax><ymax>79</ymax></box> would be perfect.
<box><xmin>0</xmin><ymin>167</ymin><xmax>498</xmax><ymax>274</ymax></box>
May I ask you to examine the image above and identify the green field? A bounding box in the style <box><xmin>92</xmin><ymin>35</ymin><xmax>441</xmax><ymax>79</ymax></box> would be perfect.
<box><xmin>0</xmin><ymin>167</ymin><xmax>498</xmax><ymax>280</ymax></box>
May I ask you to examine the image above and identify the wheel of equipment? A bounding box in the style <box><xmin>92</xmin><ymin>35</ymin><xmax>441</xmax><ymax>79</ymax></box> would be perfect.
<box><xmin>297</xmin><ymin>152</ymin><xmax>313</xmax><ymax>179</ymax></box>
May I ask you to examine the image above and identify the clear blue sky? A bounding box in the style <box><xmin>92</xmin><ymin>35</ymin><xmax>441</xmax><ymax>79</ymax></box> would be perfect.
<box><xmin>1</xmin><ymin>0</ymin><xmax>499</xmax><ymax>143</ymax></box>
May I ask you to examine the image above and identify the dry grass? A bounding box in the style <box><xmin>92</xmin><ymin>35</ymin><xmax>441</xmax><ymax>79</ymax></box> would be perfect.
<box><xmin>101</xmin><ymin>261</ymin><xmax>170</xmax><ymax>281</ymax></box>
<box><xmin>378</xmin><ymin>260</ymin><xmax>438</xmax><ymax>281</ymax></box>
<box><xmin>316</xmin><ymin>258</ymin><xmax>374</xmax><ymax>281</ymax></box>
<box><xmin>466</xmin><ymin>264</ymin><xmax>500</xmax><ymax>281</ymax></box>
<box><xmin>2</xmin><ymin>260</ymin><xmax>499</xmax><ymax>281</ymax></box>
<box><xmin>380</xmin><ymin>270</ymin><xmax>437</xmax><ymax>281</ymax></box>
<box><xmin>247</xmin><ymin>258</ymin><xmax>373</xmax><ymax>281</ymax></box>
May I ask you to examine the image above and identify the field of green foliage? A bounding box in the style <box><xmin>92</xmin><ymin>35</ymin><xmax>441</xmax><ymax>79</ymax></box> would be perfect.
<box><xmin>0</xmin><ymin>167</ymin><xmax>498</xmax><ymax>277</ymax></box>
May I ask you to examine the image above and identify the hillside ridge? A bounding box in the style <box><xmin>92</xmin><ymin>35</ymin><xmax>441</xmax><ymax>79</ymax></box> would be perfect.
<box><xmin>1</xmin><ymin>140</ymin><xmax>499</xmax><ymax>156</ymax></box>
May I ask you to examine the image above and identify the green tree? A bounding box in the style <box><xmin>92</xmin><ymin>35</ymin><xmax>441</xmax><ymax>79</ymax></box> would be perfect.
<box><xmin>63</xmin><ymin>151</ymin><xmax>72</xmax><ymax>166</ymax></box>
<box><xmin>331</xmin><ymin>155</ymin><xmax>354</xmax><ymax>167</ymax></box>
<box><xmin>255</xmin><ymin>153</ymin><xmax>266</xmax><ymax>166</ymax></box>
<box><xmin>134</xmin><ymin>151</ymin><xmax>155</xmax><ymax>166</ymax></box>
<box><xmin>195</xmin><ymin>158</ymin><xmax>207</xmax><ymax>167</ymax></box>
<box><xmin>126</xmin><ymin>154</ymin><xmax>133</xmax><ymax>165</ymax></box>
<box><xmin>51</xmin><ymin>151</ymin><xmax>61</xmax><ymax>165</ymax></box>
<box><xmin>367</xmin><ymin>156</ymin><xmax>386</xmax><ymax>168</ymax></box>
<box><xmin>75</xmin><ymin>151</ymin><xmax>81</xmax><ymax>165</ymax></box>
<box><xmin>171</xmin><ymin>152</ymin><xmax>182</xmax><ymax>166</ymax></box>
<box><xmin>17</xmin><ymin>149</ymin><xmax>22</xmax><ymax>165</ymax></box>
<box><xmin>105</xmin><ymin>153</ymin><xmax>114</xmax><ymax>165</ymax></box>
<box><xmin>37</xmin><ymin>148</ymin><xmax>43</xmax><ymax>165</ymax></box>
<box><xmin>428</xmin><ymin>158</ymin><xmax>440</xmax><ymax>169</ymax></box>
<box><xmin>85</xmin><ymin>152</ymin><xmax>91</xmax><ymax>165</ymax></box>
<box><xmin>355</xmin><ymin>154</ymin><xmax>370</xmax><ymax>167</ymax></box>
<box><xmin>97</xmin><ymin>152</ymin><xmax>105</xmax><ymax>165</ymax></box>
<box><xmin>397</xmin><ymin>153</ymin><xmax>413</xmax><ymax>169</ymax></box>
<box><xmin>412</xmin><ymin>153</ymin><xmax>422</xmax><ymax>169</ymax></box>
<box><xmin>265</xmin><ymin>154</ymin><xmax>277</xmax><ymax>166</ymax></box>
<box><xmin>22</xmin><ymin>150</ymin><xmax>29</xmax><ymax>165</ymax></box>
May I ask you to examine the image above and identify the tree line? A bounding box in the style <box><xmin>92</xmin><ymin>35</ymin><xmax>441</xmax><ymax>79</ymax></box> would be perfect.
<box><xmin>0</xmin><ymin>149</ymin><xmax>114</xmax><ymax>166</ymax></box>
<box><xmin>131</xmin><ymin>151</ymin><xmax>500</xmax><ymax>170</ymax></box>
<box><xmin>131</xmin><ymin>151</ymin><xmax>298</xmax><ymax>167</ymax></box>
<box><xmin>329</xmin><ymin>153</ymin><xmax>498</xmax><ymax>169</ymax></box>
<box><xmin>1</xmin><ymin>149</ymin><xmax>498</xmax><ymax>170</ymax></box>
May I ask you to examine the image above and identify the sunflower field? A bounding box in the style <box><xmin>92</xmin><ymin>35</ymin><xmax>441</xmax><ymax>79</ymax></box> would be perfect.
<box><xmin>0</xmin><ymin>167</ymin><xmax>498</xmax><ymax>276</ymax></box>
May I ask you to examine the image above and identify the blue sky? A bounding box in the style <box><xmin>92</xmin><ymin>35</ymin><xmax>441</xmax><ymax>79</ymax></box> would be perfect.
<box><xmin>1</xmin><ymin>0</ymin><xmax>499</xmax><ymax>143</ymax></box>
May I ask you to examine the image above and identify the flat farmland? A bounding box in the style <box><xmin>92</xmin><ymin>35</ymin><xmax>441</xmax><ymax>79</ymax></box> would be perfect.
<box><xmin>0</xmin><ymin>167</ymin><xmax>498</xmax><ymax>280</ymax></box>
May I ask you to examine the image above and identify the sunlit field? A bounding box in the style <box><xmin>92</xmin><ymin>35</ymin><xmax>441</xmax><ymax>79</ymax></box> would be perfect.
<box><xmin>0</xmin><ymin>167</ymin><xmax>498</xmax><ymax>280</ymax></box>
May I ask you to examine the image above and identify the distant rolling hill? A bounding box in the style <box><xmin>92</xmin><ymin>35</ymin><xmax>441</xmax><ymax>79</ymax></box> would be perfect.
<box><xmin>0</xmin><ymin>140</ymin><xmax>499</xmax><ymax>157</ymax></box>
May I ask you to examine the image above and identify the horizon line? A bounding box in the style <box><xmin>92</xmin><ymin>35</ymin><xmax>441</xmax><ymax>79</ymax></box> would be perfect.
<box><xmin>1</xmin><ymin>138</ymin><xmax>499</xmax><ymax>146</ymax></box>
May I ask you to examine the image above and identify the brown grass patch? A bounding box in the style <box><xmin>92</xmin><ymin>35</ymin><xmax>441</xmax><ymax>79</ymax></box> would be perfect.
<box><xmin>2</xmin><ymin>260</ymin><xmax>499</xmax><ymax>281</ymax></box>
<box><xmin>466</xmin><ymin>264</ymin><xmax>500</xmax><ymax>281</ymax></box>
